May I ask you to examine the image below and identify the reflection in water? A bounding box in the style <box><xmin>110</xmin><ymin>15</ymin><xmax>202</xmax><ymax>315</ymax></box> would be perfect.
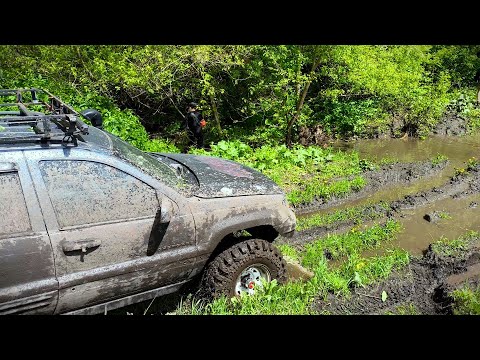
<box><xmin>311</xmin><ymin>134</ymin><xmax>480</xmax><ymax>254</ymax></box>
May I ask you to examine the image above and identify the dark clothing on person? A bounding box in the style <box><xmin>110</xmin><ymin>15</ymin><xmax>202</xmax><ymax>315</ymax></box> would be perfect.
<box><xmin>184</xmin><ymin>110</ymin><xmax>204</xmax><ymax>148</ymax></box>
<box><xmin>476</xmin><ymin>69</ymin><xmax>480</xmax><ymax>104</ymax></box>
<box><xmin>475</xmin><ymin>69</ymin><xmax>480</xmax><ymax>83</ymax></box>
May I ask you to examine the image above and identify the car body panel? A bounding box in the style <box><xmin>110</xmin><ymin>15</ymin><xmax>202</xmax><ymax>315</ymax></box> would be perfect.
<box><xmin>0</xmin><ymin>151</ymin><xmax>58</xmax><ymax>314</ymax></box>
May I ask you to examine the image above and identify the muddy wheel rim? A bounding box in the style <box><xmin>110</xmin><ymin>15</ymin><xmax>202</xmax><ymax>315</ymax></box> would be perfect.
<box><xmin>234</xmin><ymin>264</ymin><xmax>271</xmax><ymax>295</ymax></box>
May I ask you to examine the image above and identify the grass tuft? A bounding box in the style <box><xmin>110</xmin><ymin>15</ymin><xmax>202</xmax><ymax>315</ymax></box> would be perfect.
<box><xmin>452</xmin><ymin>285</ymin><xmax>480</xmax><ymax>315</ymax></box>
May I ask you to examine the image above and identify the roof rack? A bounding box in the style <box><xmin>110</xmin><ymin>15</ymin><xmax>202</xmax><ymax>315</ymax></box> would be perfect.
<box><xmin>0</xmin><ymin>88</ymin><xmax>89</xmax><ymax>146</ymax></box>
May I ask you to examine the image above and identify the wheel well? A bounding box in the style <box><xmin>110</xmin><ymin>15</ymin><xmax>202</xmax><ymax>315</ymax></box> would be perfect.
<box><xmin>204</xmin><ymin>225</ymin><xmax>279</xmax><ymax>270</ymax></box>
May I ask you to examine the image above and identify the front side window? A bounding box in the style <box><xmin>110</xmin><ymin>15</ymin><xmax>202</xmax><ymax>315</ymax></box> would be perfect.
<box><xmin>39</xmin><ymin>160</ymin><xmax>159</xmax><ymax>228</ymax></box>
<box><xmin>0</xmin><ymin>172</ymin><xmax>31</xmax><ymax>235</ymax></box>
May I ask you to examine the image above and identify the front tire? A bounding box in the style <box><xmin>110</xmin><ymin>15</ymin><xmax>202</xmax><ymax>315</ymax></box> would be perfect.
<box><xmin>201</xmin><ymin>239</ymin><xmax>287</xmax><ymax>299</ymax></box>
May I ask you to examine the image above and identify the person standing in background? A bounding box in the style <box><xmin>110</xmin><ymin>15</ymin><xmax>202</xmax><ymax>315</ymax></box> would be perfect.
<box><xmin>184</xmin><ymin>102</ymin><xmax>206</xmax><ymax>150</ymax></box>
<box><xmin>475</xmin><ymin>51</ymin><xmax>480</xmax><ymax>104</ymax></box>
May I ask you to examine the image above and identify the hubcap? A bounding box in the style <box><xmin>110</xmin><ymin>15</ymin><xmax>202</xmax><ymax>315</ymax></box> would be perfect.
<box><xmin>234</xmin><ymin>264</ymin><xmax>271</xmax><ymax>295</ymax></box>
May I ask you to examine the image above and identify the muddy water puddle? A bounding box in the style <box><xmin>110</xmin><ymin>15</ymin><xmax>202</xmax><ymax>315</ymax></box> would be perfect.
<box><xmin>346</xmin><ymin>135</ymin><xmax>480</xmax><ymax>254</ymax></box>
<box><xmin>303</xmin><ymin>134</ymin><xmax>480</xmax><ymax>255</ymax></box>
<box><xmin>367</xmin><ymin>193</ymin><xmax>480</xmax><ymax>257</ymax></box>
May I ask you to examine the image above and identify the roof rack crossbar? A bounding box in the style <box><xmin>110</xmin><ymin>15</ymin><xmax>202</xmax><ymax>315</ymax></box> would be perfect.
<box><xmin>0</xmin><ymin>88</ymin><xmax>41</xmax><ymax>96</ymax></box>
<box><xmin>0</xmin><ymin>102</ymin><xmax>46</xmax><ymax>107</ymax></box>
<box><xmin>0</xmin><ymin>114</ymin><xmax>74</xmax><ymax>123</ymax></box>
<box><xmin>0</xmin><ymin>134</ymin><xmax>73</xmax><ymax>145</ymax></box>
<box><xmin>0</xmin><ymin>115</ymin><xmax>88</xmax><ymax>146</ymax></box>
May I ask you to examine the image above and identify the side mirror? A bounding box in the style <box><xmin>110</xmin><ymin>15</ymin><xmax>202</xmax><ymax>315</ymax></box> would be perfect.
<box><xmin>160</xmin><ymin>198</ymin><xmax>174</xmax><ymax>224</ymax></box>
<box><xmin>147</xmin><ymin>198</ymin><xmax>175</xmax><ymax>256</ymax></box>
<box><xmin>80</xmin><ymin>108</ymin><xmax>103</xmax><ymax>129</ymax></box>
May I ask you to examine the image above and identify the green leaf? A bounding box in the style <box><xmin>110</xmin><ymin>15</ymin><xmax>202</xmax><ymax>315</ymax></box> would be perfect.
<box><xmin>353</xmin><ymin>271</ymin><xmax>364</xmax><ymax>287</ymax></box>
<box><xmin>381</xmin><ymin>290</ymin><xmax>388</xmax><ymax>302</ymax></box>
<box><xmin>0</xmin><ymin>125</ymin><xmax>5</xmax><ymax>132</ymax></box>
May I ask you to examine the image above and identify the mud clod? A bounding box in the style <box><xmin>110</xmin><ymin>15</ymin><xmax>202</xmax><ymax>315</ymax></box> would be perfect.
<box><xmin>423</xmin><ymin>211</ymin><xmax>445</xmax><ymax>223</ymax></box>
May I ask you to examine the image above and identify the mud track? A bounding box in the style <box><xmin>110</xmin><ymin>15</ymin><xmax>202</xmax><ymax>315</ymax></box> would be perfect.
<box><xmin>283</xmin><ymin>163</ymin><xmax>480</xmax><ymax>314</ymax></box>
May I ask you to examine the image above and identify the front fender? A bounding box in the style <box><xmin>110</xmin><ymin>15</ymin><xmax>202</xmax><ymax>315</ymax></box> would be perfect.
<box><xmin>191</xmin><ymin>194</ymin><xmax>296</xmax><ymax>255</ymax></box>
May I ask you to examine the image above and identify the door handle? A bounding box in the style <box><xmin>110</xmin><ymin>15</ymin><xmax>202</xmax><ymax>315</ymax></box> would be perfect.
<box><xmin>62</xmin><ymin>239</ymin><xmax>101</xmax><ymax>253</ymax></box>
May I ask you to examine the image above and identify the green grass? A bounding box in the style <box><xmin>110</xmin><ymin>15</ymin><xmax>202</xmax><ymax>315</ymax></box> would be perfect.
<box><xmin>287</xmin><ymin>176</ymin><xmax>366</xmax><ymax>206</ymax></box>
<box><xmin>277</xmin><ymin>244</ymin><xmax>301</xmax><ymax>262</ymax></box>
<box><xmin>385</xmin><ymin>303</ymin><xmax>420</xmax><ymax>315</ymax></box>
<box><xmin>431</xmin><ymin>231</ymin><xmax>479</xmax><ymax>258</ymax></box>
<box><xmin>467</xmin><ymin>107</ymin><xmax>480</xmax><ymax>134</ymax></box>
<box><xmin>339</xmin><ymin>250</ymin><xmax>409</xmax><ymax>287</ymax></box>
<box><xmin>452</xmin><ymin>285</ymin><xmax>480</xmax><ymax>315</ymax></box>
<box><xmin>378</xmin><ymin>156</ymin><xmax>400</xmax><ymax>165</ymax></box>
<box><xmin>172</xmin><ymin>220</ymin><xmax>408</xmax><ymax>315</ymax></box>
<box><xmin>454</xmin><ymin>157</ymin><xmax>480</xmax><ymax>177</ymax></box>
<box><xmin>302</xmin><ymin>220</ymin><xmax>402</xmax><ymax>266</ymax></box>
<box><xmin>431</xmin><ymin>153</ymin><xmax>448</xmax><ymax>166</ymax></box>
<box><xmin>467</xmin><ymin>157</ymin><xmax>478</xmax><ymax>171</ymax></box>
<box><xmin>437</xmin><ymin>211</ymin><xmax>452</xmax><ymax>220</ymax></box>
<box><xmin>296</xmin><ymin>201</ymin><xmax>390</xmax><ymax>231</ymax></box>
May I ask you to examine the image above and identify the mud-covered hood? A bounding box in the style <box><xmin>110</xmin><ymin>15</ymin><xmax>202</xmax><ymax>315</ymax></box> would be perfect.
<box><xmin>158</xmin><ymin>153</ymin><xmax>284</xmax><ymax>198</ymax></box>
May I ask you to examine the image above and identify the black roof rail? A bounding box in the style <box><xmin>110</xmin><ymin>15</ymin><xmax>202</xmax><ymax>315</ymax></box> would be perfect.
<box><xmin>0</xmin><ymin>88</ymin><xmax>89</xmax><ymax>146</ymax></box>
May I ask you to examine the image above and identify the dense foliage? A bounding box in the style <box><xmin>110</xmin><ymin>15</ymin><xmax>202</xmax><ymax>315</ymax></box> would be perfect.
<box><xmin>1</xmin><ymin>45</ymin><xmax>480</xmax><ymax>149</ymax></box>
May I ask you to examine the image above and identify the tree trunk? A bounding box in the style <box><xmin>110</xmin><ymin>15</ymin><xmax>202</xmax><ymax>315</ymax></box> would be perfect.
<box><xmin>286</xmin><ymin>81</ymin><xmax>312</xmax><ymax>147</ymax></box>
<box><xmin>286</xmin><ymin>59</ymin><xmax>322</xmax><ymax>147</ymax></box>
<box><xmin>209</xmin><ymin>93</ymin><xmax>223</xmax><ymax>134</ymax></box>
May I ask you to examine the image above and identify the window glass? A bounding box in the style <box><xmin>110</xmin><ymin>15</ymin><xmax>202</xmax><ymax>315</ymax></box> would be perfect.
<box><xmin>0</xmin><ymin>172</ymin><xmax>31</xmax><ymax>235</ymax></box>
<box><xmin>39</xmin><ymin>160</ymin><xmax>159</xmax><ymax>228</ymax></box>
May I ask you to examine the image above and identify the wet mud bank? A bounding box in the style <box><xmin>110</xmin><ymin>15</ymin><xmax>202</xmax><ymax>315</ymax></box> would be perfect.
<box><xmin>293</xmin><ymin>160</ymin><xmax>449</xmax><ymax>216</ymax></box>
<box><xmin>390</xmin><ymin>164</ymin><xmax>480</xmax><ymax>212</ymax></box>
<box><xmin>313</xmin><ymin>237</ymin><xmax>480</xmax><ymax>315</ymax></box>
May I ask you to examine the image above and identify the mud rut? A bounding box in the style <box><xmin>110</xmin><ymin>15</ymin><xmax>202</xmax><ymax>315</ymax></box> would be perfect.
<box><xmin>280</xmin><ymin>160</ymin><xmax>480</xmax><ymax>315</ymax></box>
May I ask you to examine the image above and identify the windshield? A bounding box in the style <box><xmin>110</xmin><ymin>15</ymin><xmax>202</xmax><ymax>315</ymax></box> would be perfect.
<box><xmin>105</xmin><ymin>132</ymin><xmax>182</xmax><ymax>190</ymax></box>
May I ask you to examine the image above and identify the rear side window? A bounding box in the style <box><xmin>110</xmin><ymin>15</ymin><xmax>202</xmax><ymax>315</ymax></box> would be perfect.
<box><xmin>39</xmin><ymin>160</ymin><xmax>159</xmax><ymax>228</ymax></box>
<box><xmin>0</xmin><ymin>172</ymin><xmax>31</xmax><ymax>235</ymax></box>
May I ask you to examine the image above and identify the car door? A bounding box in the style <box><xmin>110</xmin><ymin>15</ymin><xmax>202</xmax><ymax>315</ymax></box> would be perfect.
<box><xmin>25</xmin><ymin>149</ymin><xmax>196</xmax><ymax>314</ymax></box>
<box><xmin>0</xmin><ymin>153</ymin><xmax>58</xmax><ymax>314</ymax></box>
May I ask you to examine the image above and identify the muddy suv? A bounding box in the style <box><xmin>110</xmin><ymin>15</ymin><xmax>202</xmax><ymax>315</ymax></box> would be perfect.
<box><xmin>0</xmin><ymin>89</ymin><xmax>296</xmax><ymax>315</ymax></box>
